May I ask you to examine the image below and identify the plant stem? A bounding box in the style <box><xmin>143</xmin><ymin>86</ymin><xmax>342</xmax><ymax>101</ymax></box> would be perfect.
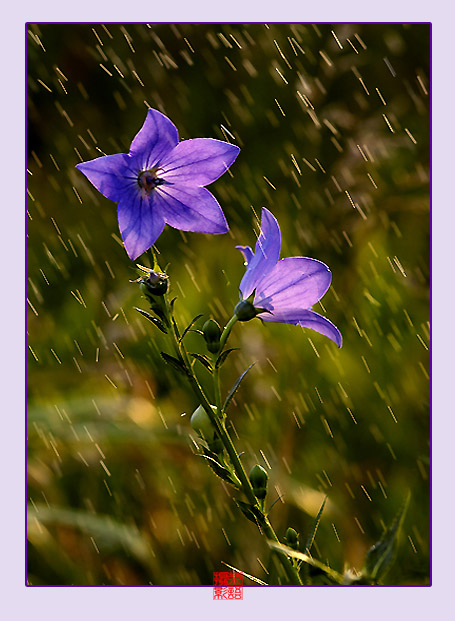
<box><xmin>219</xmin><ymin>315</ymin><xmax>238</xmax><ymax>352</ymax></box>
<box><xmin>163</xmin><ymin>297</ymin><xmax>302</xmax><ymax>585</ymax></box>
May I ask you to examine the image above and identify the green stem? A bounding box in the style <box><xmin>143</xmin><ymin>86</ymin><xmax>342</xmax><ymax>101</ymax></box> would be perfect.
<box><xmin>219</xmin><ymin>315</ymin><xmax>238</xmax><ymax>352</ymax></box>
<box><xmin>162</xmin><ymin>297</ymin><xmax>302</xmax><ymax>585</ymax></box>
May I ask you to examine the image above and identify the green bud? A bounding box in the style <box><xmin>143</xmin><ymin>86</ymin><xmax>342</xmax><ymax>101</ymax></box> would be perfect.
<box><xmin>202</xmin><ymin>319</ymin><xmax>222</xmax><ymax>353</ymax></box>
<box><xmin>285</xmin><ymin>527</ymin><xmax>299</xmax><ymax>549</ymax></box>
<box><xmin>190</xmin><ymin>405</ymin><xmax>217</xmax><ymax>441</ymax></box>
<box><xmin>249</xmin><ymin>464</ymin><xmax>268</xmax><ymax>499</ymax></box>
<box><xmin>234</xmin><ymin>300</ymin><xmax>258</xmax><ymax>322</ymax></box>
<box><xmin>140</xmin><ymin>271</ymin><xmax>169</xmax><ymax>297</ymax></box>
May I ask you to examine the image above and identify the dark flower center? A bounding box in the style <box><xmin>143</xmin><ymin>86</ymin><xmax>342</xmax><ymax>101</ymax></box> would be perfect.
<box><xmin>138</xmin><ymin>168</ymin><xmax>165</xmax><ymax>194</ymax></box>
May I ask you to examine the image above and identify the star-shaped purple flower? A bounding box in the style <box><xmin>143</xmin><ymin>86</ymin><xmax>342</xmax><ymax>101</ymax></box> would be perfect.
<box><xmin>76</xmin><ymin>109</ymin><xmax>240</xmax><ymax>260</ymax></box>
<box><xmin>235</xmin><ymin>208</ymin><xmax>342</xmax><ymax>347</ymax></box>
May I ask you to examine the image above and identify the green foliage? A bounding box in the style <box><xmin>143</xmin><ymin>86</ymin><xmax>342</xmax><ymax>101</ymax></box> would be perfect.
<box><xmin>189</xmin><ymin>352</ymin><xmax>214</xmax><ymax>373</ymax></box>
<box><xmin>160</xmin><ymin>352</ymin><xmax>188</xmax><ymax>376</ymax></box>
<box><xmin>199</xmin><ymin>449</ymin><xmax>241</xmax><ymax>489</ymax></box>
<box><xmin>215</xmin><ymin>348</ymin><xmax>239</xmax><ymax>369</ymax></box>
<box><xmin>362</xmin><ymin>491</ymin><xmax>411</xmax><ymax>583</ymax></box>
<box><xmin>223</xmin><ymin>363</ymin><xmax>256</xmax><ymax>411</ymax></box>
<box><xmin>134</xmin><ymin>307</ymin><xmax>168</xmax><ymax>333</ymax></box>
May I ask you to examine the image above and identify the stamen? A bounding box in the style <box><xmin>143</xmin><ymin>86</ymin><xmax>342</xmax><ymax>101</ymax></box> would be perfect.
<box><xmin>138</xmin><ymin>168</ymin><xmax>164</xmax><ymax>194</ymax></box>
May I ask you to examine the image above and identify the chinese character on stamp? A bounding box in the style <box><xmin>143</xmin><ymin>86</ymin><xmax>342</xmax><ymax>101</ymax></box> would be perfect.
<box><xmin>213</xmin><ymin>572</ymin><xmax>243</xmax><ymax>599</ymax></box>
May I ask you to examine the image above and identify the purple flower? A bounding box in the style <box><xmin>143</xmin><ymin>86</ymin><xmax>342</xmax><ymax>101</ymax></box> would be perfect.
<box><xmin>76</xmin><ymin>109</ymin><xmax>240</xmax><ymax>260</ymax></box>
<box><xmin>235</xmin><ymin>208</ymin><xmax>342</xmax><ymax>347</ymax></box>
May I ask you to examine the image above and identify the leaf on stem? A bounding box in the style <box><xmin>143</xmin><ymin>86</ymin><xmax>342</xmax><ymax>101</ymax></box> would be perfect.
<box><xmin>134</xmin><ymin>308</ymin><xmax>168</xmax><ymax>333</ymax></box>
<box><xmin>179</xmin><ymin>314</ymin><xmax>204</xmax><ymax>342</ymax></box>
<box><xmin>235</xmin><ymin>499</ymin><xmax>264</xmax><ymax>527</ymax></box>
<box><xmin>160</xmin><ymin>352</ymin><xmax>188</xmax><ymax>376</ymax></box>
<box><xmin>190</xmin><ymin>353</ymin><xmax>213</xmax><ymax>373</ymax></box>
<box><xmin>199</xmin><ymin>451</ymin><xmax>241</xmax><ymax>489</ymax></box>
<box><xmin>215</xmin><ymin>348</ymin><xmax>239</xmax><ymax>369</ymax></box>
<box><xmin>362</xmin><ymin>491</ymin><xmax>411</xmax><ymax>584</ymax></box>
<box><xmin>223</xmin><ymin>363</ymin><xmax>255</xmax><ymax>411</ymax></box>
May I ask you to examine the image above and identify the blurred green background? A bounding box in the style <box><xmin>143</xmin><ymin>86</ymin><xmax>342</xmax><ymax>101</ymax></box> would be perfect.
<box><xmin>27</xmin><ymin>23</ymin><xmax>430</xmax><ymax>586</ymax></box>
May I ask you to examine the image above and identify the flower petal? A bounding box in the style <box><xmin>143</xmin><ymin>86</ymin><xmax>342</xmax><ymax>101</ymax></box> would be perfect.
<box><xmin>254</xmin><ymin>257</ymin><xmax>332</xmax><ymax>310</ymax></box>
<box><xmin>235</xmin><ymin>245</ymin><xmax>254</xmax><ymax>266</ymax></box>
<box><xmin>76</xmin><ymin>154</ymin><xmax>137</xmax><ymax>201</ymax></box>
<box><xmin>159</xmin><ymin>138</ymin><xmax>240</xmax><ymax>186</ymax></box>
<box><xmin>129</xmin><ymin>109</ymin><xmax>179</xmax><ymax>170</ymax></box>
<box><xmin>238</xmin><ymin>208</ymin><xmax>281</xmax><ymax>299</ymax></box>
<box><xmin>117</xmin><ymin>191</ymin><xmax>165</xmax><ymax>260</ymax></box>
<box><xmin>260</xmin><ymin>308</ymin><xmax>342</xmax><ymax>348</ymax></box>
<box><xmin>153</xmin><ymin>185</ymin><xmax>229</xmax><ymax>234</ymax></box>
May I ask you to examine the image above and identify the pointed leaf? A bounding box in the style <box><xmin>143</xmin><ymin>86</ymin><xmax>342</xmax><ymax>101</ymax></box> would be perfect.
<box><xmin>223</xmin><ymin>363</ymin><xmax>255</xmax><ymax>411</ymax></box>
<box><xmin>199</xmin><ymin>453</ymin><xmax>241</xmax><ymax>489</ymax></box>
<box><xmin>190</xmin><ymin>353</ymin><xmax>213</xmax><ymax>373</ymax></box>
<box><xmin>160</xmin><ymin>352</ymin><xmax>188</xmax><ymax>376</ymax></box>
<box><xmin>221</xmin><ymin>562</ymin><xmax>268</xmax><ymax>585</ymax></box>
<box><xmin>235</xmin><ymin>500</ymin><xmax>261</xmax><ymax>526</ymax></box>
<box><xmin>363</xmin><ymin>491</ymin><xmax>411</xmax><ymax>583</ymax></box>
<box><xmin>302</xmin><ymin>495</ymin><xmax>327</xmax><ymax>584</ymax></box>
<box><xmin>235</xmin><ymin>500</ymin><xmax>265</xmax><ymax>528</ymax></box>
<box><xmin>215</xmin><ymin>348</ymin><xmax>239</xmax><ymax>369</ymax></box>
<box><xmin>268</xmin><ymin>542</ymin><xmax>343</xmax><ymax>584</ymax></box>
<box><xmin>134</xmin><ymin>307</ymin><xmax>168</xmax><ymax>333</ymax></box>
<box><xmin>304</xmin><ymin>496</ymin><xmax>327</xmax><ymax>554</ymax></box>
<box><xmin>179</xmin><ymin>314</ymin><xmax>204</xmax><ymax>342</ymax></box>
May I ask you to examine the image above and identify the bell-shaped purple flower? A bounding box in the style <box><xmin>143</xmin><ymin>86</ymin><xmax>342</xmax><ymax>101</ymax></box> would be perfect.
<box><xmin>76</xmin><ymin>109</ymin><xmax>240</xmax><ymax>260</ymax></box>
<box><xmin>235</xmin><ymin>208</ymin><xmax>342</xmax><ymax>347</ymax></box>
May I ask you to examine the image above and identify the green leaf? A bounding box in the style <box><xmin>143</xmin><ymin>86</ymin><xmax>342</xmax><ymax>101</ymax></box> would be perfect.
<box><xmin>223</xmin><ymin>363</ymin><xmax>255</xmax><ymax>411</ymax></box>
<box><xmin>160</xmin><ymin>352</ymin><xmax>188</xmax><ymax>376</ymax></box>
<box><xmin>199</xmin><ymin>451</ymin><xmax>241</xmax><ymax>489</ymax></box>
<box><xmin>302</xmin><ymin>495</ymin><xmax>327</xmax><ymax>584</ymax></box>
<box><xmin>190</xmin><ymin>353</ymin><xmax>213</xmax><ymax>373</ymax></box>
<box><xmin>235</xmin><ymin>500</ymin><xmax>259</xmax><ymax>526</ymax></box>
<box><xmin>362</xmin><ymin>491</ymin><xmax>411</xmax><ymax>583</ymax></box>
<box><xmin>134</xmin><ymin>307</ymin><xmax>168</xmax><ymax>333</ymax></box>
<box><xmin>268</xmin><ymin>541</ymin><xmax>344</xmax><ymax>584</ymax></box>
<box><xmin>179</xmin><ymin>314</ymin><xmax>203</xmax><ymax>342</ymax></box>
<box><xmin>215</xmin><ymin>348</ymin><xmax>239</xmax><ymax>369</ymax></box>
<box><xmin>221</xmin><ymin>562</ymin><xmax>268</xmax><ymax>585</ymax></box>
<box><xmin>235</xmin><ymin>500</ymin><xmax>264</xmax><ymax>527</ymax></box>
<box><xmin>304</xmin><ymin>495</ymin><xmax>327</xmax><ymax>554</ymax></box>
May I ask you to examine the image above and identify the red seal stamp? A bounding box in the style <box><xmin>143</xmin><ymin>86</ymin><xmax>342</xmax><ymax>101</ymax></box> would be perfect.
<box><xmin>213</xmin><ymin>572</ymin><xmax>243</xmax><ymax>599</ymax></box>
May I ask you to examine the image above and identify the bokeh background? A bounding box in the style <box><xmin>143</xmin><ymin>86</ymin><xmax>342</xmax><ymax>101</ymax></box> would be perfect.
<box><xmin>27</xmin><ymin>23</ymin><xmax>430</xmax><ymax>586</ymax></box>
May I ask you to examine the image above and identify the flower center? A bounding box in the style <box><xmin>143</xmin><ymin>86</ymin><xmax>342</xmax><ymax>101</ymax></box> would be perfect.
<box><xmin>138</xmin><ymin>168</ymin><xmax>165</xmax><ymax>194</ymax></box>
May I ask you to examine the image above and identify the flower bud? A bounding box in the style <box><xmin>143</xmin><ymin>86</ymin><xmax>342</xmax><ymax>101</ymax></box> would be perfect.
<box><xmin>249</xmin><ymin>464</ymin><xmax>268</xmax><ymax>499</ymax></box>
<box><xmin>140</xmin><ymin>270</ymin><xmax>169</xmax><ymax>297</ymax></box>
<box><xmin>285</xmin><ymin>527</ymin><xmax>299</xmax><ymax>550</ymax></box>
<box><xmin>202</xmin><ymin>319</ymin><xmax>222</xmax><ymax>353</ymax></box>
<box><xmin>234</xmin><ymin>299</ymin><xmax>257</xmax><ymax>322</ymax></box>
<box><xmin>190</xmin><ymin>405</ymin><xmax>217</xmax><ymax>441</ymax></box>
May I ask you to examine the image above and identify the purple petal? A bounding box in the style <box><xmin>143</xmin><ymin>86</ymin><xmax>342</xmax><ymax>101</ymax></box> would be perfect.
<box><xmin>260</xmin><ymin>308</ymin><xmax>343</xmax><ymax>348</ymax></box>
<box><xmin>236</xmin><ymin>245</ymin><xmax>254</xmax><ymax>266</ymax></box>
<box><xmin>117</xmin><ymin>190</ymin><xmax>165</xmax><ymax>260</ymax></box>
<box><xmin>239</xmin><ymin>208</ymin><xmax>281</xmax><ymax>298</ymax></box>
<box><xmin>129</xmin><ymin>109</ymin><xmax>179</xmax><ymax>170</ymax></box>
<box><xmin>153</xmin><ymin>185</ymin><xmax>228</xmax><ymax>234</ymax></box>
<box><xmin>76</xmin><ymin>154</ymin><xmax>137</xmax><ymax>201</ymax></box>
<box><xmin>254</xmin><ymin>257</ymin><xmax>332</xmax><ymax>310</ymax></box>
<box><xmin>159</xmin><ymin>138</ymin><xmax>240</xmax><ymax>186</ymax></box>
